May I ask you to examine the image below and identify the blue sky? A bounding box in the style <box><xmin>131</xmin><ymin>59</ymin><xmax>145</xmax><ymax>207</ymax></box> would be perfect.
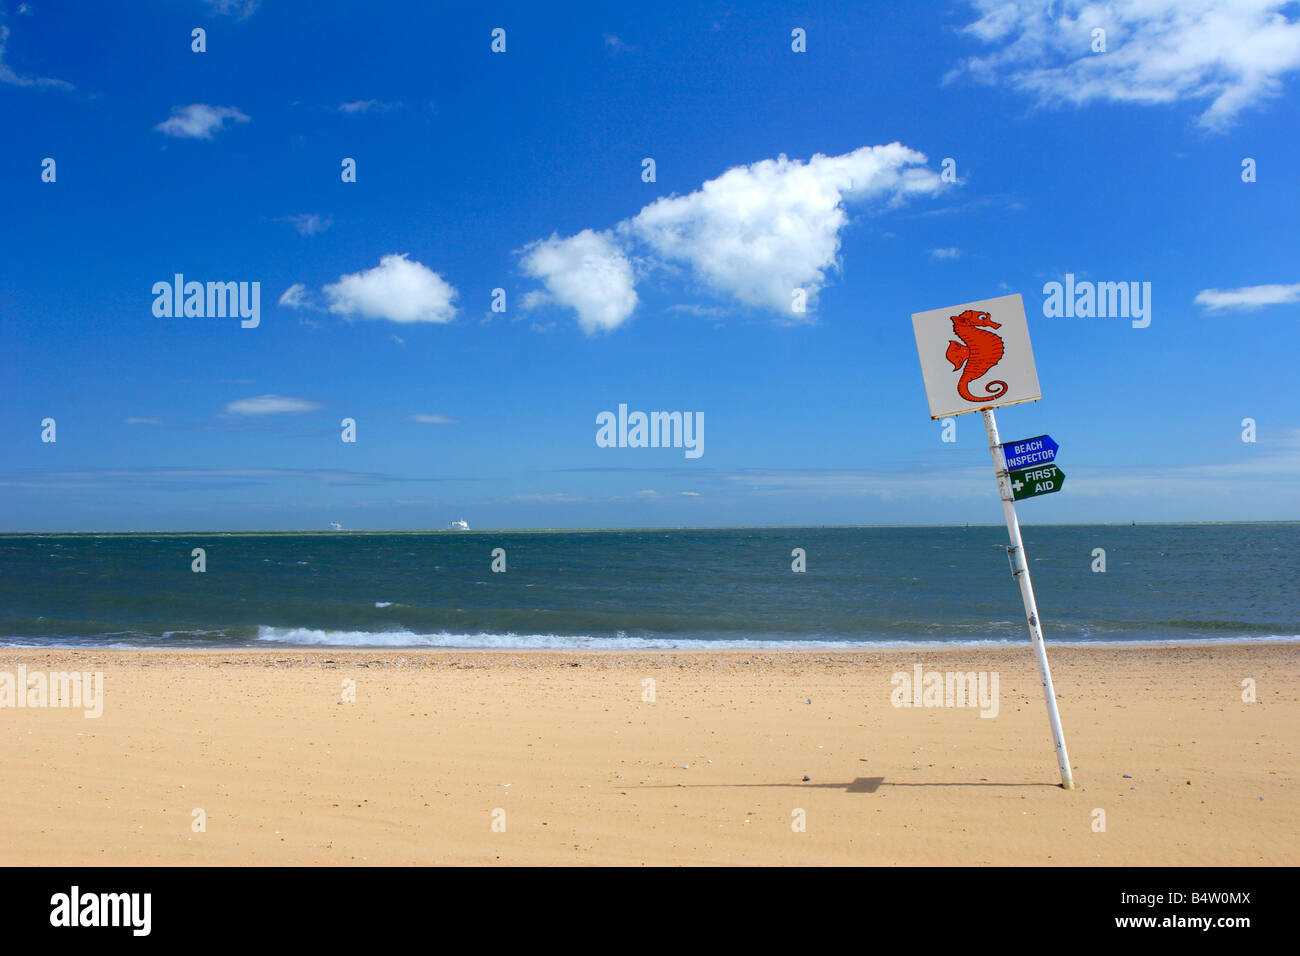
<box><xmin>2</xmin><ymin>0</ymin><xmax>1298</xmax><ymax>530</ymax></box>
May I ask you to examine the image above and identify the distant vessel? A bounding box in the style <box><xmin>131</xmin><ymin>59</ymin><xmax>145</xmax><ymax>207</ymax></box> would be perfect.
<box><xmin>329</xmin><ymin>521</ymin><xmax>343</xmax><ymax>530</ymax></box>
<box><xmin>448</xmin><ymin>519</ymin><xmax>469</xmax><ymax>530</ymax></box>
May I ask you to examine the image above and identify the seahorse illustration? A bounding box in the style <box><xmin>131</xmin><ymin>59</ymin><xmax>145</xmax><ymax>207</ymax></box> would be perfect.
<box><xmin>945</xmin><ymin>309</ymin><xmax>1008</xmax><ymax>402</ymax></box>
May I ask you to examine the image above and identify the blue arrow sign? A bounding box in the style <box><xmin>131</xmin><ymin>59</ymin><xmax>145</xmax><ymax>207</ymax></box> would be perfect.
<box><xmin>1002</xmin><ymin>434</ymin><xmax>1058</xmax><ymax>470</ymax></box>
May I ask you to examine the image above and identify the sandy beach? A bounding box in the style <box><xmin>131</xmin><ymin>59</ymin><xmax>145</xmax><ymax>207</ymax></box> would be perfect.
<box><xmin>1</xmin><ymin>643</ymin><xmax>1295</xmax><ymax>866</ymax></box>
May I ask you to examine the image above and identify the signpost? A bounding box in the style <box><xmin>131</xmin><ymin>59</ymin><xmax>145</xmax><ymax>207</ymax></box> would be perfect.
<box><xmin>1009</xmin><ymin>463</ymin><xmax>1065</xmax><ymax>501</ymax></box>
<box><xmin>1002</xmin><ymin>434</ymin><xmax>1057</xmax><ymax>470</ymax></box>
<box><xmin>911</xmin><ymin>294</ymin><xmax>1074</xmax><ymax>790</ymax></box>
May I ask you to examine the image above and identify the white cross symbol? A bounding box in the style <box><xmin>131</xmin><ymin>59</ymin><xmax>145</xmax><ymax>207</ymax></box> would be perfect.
<box><xmin>1011</xmin><ymin>478</ymin><xmax>1024</xmax><ymax>493</ymax></box>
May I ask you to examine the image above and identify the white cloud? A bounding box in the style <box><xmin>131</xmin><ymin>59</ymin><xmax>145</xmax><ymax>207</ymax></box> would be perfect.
<box><xmin>667</xmin><ymin>303</ymin><xmax>727</xmax><ymax>319</ymax></box>
<box><xmin>154</xmin><ymin>104</ymin><xmax>249</xmax><ymax>139</ymax></box>
<box><xmin>278</xmin><ymin>283</ymin><xmax>308</xmax><ymax>309</ymax></box>
<box><xmin>409</xmin><ymin>413</ymin><xmax>459</xmax><ymax>424</ymax></box>
<box><xmin>324</xmin><ymin>254</ymin><xmax>458</xmax><ymax>323</ymax></box>
<box><xmin>624</xmin><ymin>144</ymin><xmax>944</xmax><ymax>314</ymax></box>
<box><xmin>202</xmin><ymin>0</ymin><xmax>260</xmax><ymax>19</ymax></box>
<box><xmin>604</xmin><ymin>34</ymin><xmax>635</xmax><ymax>54</ymax></box>
<box><xmin>0</xmin><ymin>23</ymin><xmax>73</xmax><ymax>89</ymax></box>
<box><xmin>1195</xmin><ymin>282</ymin><xmax>1300</xmax><ymax>311</ymax></box>
<box><xmin>225</xmin><ymin>395</ymin><xmax>321</xmax><ymax>416</ymax></box>
<box><xmin>519</xmin><ymin>144</ymin><xmax>945</xmax><ymax>332</ymax></box>
<box><xmin>339</xmin><ymin>99</ymin><xmax>400</xmax><ymax>113</ymax></box>
<box><xmin>953</xmin><ymin>0</ymin><xmax>1300</xmax><ymax>130</ymax></box>
<box><xmin>519</xmin><ymin>230</ymin><xmax>638</xmax><ymax>334</ymax></box>
<box><xmin>520</xmin><ymin>290</ymin><xmax>551</xmax><ymax>310</ymax></box>
<box><xmin>281</xmin><ymin>213</ymin><xmax>330</xmax><ymax>236</ymax></box>
<box><xmin>930</xmin><ymin>247</ymin><xmax>962</xmax><ymax>259</ymax></box>
<box><xmin>123</xmin><ymin>417</ymin><xmax>161</xmax><ymax>425</ymax></box>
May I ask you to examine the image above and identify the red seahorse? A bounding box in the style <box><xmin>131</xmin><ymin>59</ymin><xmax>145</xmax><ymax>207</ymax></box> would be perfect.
<box><xmin>945</xmin><ymin>309</ymin><xmax>1008</xmax><ymax>402</ymax></box>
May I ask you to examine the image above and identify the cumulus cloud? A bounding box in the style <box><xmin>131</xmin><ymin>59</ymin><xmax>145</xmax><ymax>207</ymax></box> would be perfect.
<box><xmin>1195</xmin><ymin>282</ymin><xmax>1300</xmax><ymax>311</ymax></box>
<box><xmin>324</xmin><ymin>253</ymin><xmax>458</xmax><ymax>323</ymax></box>
<box><xmin>952</xmin><ymin>0</ymin><xmax>1300</xmax><ymax>130</ymax></box>
<box><xmin>519</xmin><ymin>229</ymin><xmax>638</xmax><ymax>334</ymax></box>
<box><xmin>625</xmin><ymin>144</ymin><xmax>943</xmax><ymax>314</ymax></box>
<box><xmin>519</xmin><ymin>144</ymin><xmax>945</xmax><ymax>332</ymax></box>
<box><xmin>280</xmin><ymin>213</ymin><xmax>331</xmax><ymax>236</ymax></box>
<box><xmin>225</xmin><ymin>395</ymin><xmax>321</xmax><ymax>416</ymax></box>
<box><xmin>154</xmin><ymin>104</ymin><xmax>249</xmax><ymax>139</ymax></box>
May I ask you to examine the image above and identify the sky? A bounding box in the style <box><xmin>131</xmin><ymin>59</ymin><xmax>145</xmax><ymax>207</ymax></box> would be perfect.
<box><xmin>2</xmin><ymin>0</ymin><xmax>1298</xmax><ymax>530</ymax></box>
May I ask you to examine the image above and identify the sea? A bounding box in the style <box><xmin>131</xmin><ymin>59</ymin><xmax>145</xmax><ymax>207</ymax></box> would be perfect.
<box><xmin>1</xmin><ymin>524</ymin><xmax>1295</xmax><ymax>649</ymax></box>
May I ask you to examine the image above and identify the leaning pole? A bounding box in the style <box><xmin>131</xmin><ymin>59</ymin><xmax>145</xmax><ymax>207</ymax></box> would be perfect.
<box><xmin>911</xmin><ymin>292</ymin><xmax>1075</xmax><ymax>789</ymax></box>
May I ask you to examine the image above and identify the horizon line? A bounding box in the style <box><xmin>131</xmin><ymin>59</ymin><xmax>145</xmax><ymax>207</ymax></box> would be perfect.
<box><xmin>2</xmin><ymin>519</ymin><xmax>1297</xmax><ymax>535</ymax></box>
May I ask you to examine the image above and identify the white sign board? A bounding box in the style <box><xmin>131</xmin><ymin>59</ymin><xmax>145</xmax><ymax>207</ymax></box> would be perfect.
<box><xmin>911</xmin><ymin>293</ymin><xmax>1041</xmax><ymax>420</ymax></box>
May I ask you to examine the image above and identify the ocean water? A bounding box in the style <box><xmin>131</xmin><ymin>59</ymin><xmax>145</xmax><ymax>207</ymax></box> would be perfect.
<box><xmin>1</xmin><ymin>525</ymin><xmax>1295</xmax><ymax>649</ymax></box>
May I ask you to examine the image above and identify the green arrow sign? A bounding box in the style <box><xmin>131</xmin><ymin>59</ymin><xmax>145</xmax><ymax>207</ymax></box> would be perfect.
<box><xmin>1008</xmin><ymin>463</ymin><xmax>1065</xmax><ymax>500</ymax></box>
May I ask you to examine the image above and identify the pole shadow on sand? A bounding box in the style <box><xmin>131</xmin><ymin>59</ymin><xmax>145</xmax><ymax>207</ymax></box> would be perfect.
<box><xmin>633</xmin><ymin>777</ymin><xmax>1061</xmax><ymax>793</ymax></box>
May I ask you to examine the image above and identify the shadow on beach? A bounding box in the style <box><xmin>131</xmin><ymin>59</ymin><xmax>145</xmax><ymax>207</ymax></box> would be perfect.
<box><xmin>630</xmin><ymin>777</ymin><xmax>1061</xmax><ymax>793</ymax></box>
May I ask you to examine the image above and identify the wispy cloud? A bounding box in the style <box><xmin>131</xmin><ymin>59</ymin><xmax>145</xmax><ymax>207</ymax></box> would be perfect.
<box><xmin>278</xmin><ymin>283</ymin><xmax>309</xmax><ymax>309</ymax></box>
<box><xmin>154</xmin><ymin>104</ymin><xmax>249</xmax><ymax>139</ymax></box>
<box><xmin>324</xmin><ymin>253</ymin><xmax>458</xmax><ymax>323</ymax></box>
<box><xmin>930</xmin><ymin>247</ymin><xmax>962</xmax><ymax>259</ymax></box>
<box><xmin>279</xmin><ymin>213</ymin><xmax>331</xmax><ymax>236</ymax></box>
<box><xmin>201</xmin><ymin>0</ymin><xmax>260</xmax><ymax>20</ymax></box>
<box><xmin>951</xmin><ymin>0</ymin><xmax>1300</xmax><ymax>130</ymax></box>
<box><xmin>0</xmin><ymin>22</ymin><xmax>73</xmax><ymax>89</ymax></box>
<box><xmin>728</xmin><ymin>432</ymin><xmax>1300</xmax><ymax>501</ymax></box>
<box><xmin>667</xmin><ymin>304</ymin><xmax>727</xmax><ymax>318</ymax></box>
<box><xmin>1195</xmin><ymin>282</ymin><xmax>1300</xmax><ymax>312</ymax></box>
<box><xmin>0</xmin><ymin>466</ymin><xmax>466</xmax><ymax>489</ymax></box>
<box><xmin>409</xmin><ymin>413</ymin><xmax>459</xmax><ymax>424</ymax></box>
<box><xmin>225</xmin><ymin>395</ymin><xmax>322</xmax><ymax>416</ymax></box>
<box><xmin>557</xmin><ymin>432</ymin><xmax>1300</xmax><ymax>503</ymax></box>
<box><xmin>339</xmin><ymin>99</ymin><xmax>401</xmax><ymax>113</ymax></box>
<box><xmin>123</xmin><ymin>417</ymin><xmax>162</xmax><ymax>426</ymax></box>
<box><xmin>508</xmin><ymin>492</ymin><xmax>586</xmax><ymax>503</ymax></box>
<box><xmin>603</xmin><ymin>33</ymin><xmax>636</xmax><ymax>55</ymax></box>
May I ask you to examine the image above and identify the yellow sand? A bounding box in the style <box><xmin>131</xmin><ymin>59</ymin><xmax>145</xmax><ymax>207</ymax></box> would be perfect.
<box><xmin>1</xmin><ymin>643</ymin><xmax>1294</xmax><ymax>865</ymax></box>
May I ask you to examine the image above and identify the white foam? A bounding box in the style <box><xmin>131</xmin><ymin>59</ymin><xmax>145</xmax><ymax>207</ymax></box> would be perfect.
<box><xmin>255</xmin><ymin>625</ymin><xmax>892</xmax><ymax>650</ymax></box>
<box><xmin>250</xmin><ymin>626</ymin><xmax>1300</xmax><ymax>651</ymax></box>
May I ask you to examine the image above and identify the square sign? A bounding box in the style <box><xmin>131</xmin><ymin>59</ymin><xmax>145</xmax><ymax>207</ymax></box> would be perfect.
<box><xmin>911</xmin><ymin>293</ymin><xmax>1042</xmax><ymax>420</ymax></box>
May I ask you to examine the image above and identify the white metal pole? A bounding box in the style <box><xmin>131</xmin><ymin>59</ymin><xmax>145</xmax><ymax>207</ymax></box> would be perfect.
<box><xmin>981</xmin><ymin>407</ymin><xmax>1075</xmax><ymax>789</ymax></box>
